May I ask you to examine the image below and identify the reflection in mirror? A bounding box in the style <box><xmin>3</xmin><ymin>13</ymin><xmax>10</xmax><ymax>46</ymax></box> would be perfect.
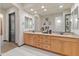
<box><xmin>65</xmin><ymin>14</ymin><xmax>71</xmax><ymax>33</ymax></box>
<box><xmin>25</xmin><ymin>17</ymin><xmax>33</xmax><ymax>31</ymax></box>
<box><xmin>71</xmin><ymin>6</ymin><xmax>79</xmax><ymax>35</ymax></box>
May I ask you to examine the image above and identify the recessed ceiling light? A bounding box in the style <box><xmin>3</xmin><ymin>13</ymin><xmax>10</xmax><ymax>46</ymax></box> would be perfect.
<box><xmin>44</xmin><ymin>9</ymin><xmax>47</xmax><ymax>11</ymax></box>
<box><xmin>30</xmin><ymin>9</ymin><xmax>34</xmax><ymax>11</ymax></box>
<box><xmin>41</xmin><ymin>6</ymin><xmax>45</xmax><ymax>8</ymax></box>
<box><xmin>34</xmin><ymin>11</ymin><xmax>37</xmax><ymax>13</ymax></box>
<box><xmin>57</xmin><ymin>20</ymin><xmax>61</xmax><ymax>23</ymax></box>
<box><xmin>75</xmin><ymin>18</ymin><xmax>78</xmax><ymax>22</ymax></box>
<box><xmin>59</xmin><ymin>5</ymin><xmax>63</xmax><ymax>8</ymax></box>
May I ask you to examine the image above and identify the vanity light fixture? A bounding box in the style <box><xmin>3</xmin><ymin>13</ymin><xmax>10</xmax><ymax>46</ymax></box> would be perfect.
<box><xmin>34</xmin><ymin>11</ymin><xmax>37</xmax><ymax>13</ymax></box>
<box><xmin>44</xmin><ymin>9</ymin><xmax>47</xmax><ymax>11</ymax></box>
<box><xmin>59</xmin><ymin>5</ymin><xmax>63</xmax><ymax>8</ymax></box>
<box><xmin>30</xmin><ymin>9</ymin><xmax>34</xmax><ymax>11</ymax></box>
<box><xmin>41</xmin><ymin>5</ymin><xmax>45</xmax><ymax>9</ymax></box>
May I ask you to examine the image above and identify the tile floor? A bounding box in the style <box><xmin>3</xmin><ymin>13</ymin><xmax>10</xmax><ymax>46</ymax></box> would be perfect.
<box><xmin>2</xmin><ymin>45</ymin><xmax>61</xmax><ymax>56</ymax></box>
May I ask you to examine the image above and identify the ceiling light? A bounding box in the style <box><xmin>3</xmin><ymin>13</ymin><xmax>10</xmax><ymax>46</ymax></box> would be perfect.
<box><xmin>41</xmin><ymin>6</ymin><xmax>45</xmax><ymax>8</ymax></box>
<box><xmin>44</xmin><ymin>9</ymin><xmax>47</xmax><ymax>11</ymax></box>
<box><xmin>30</xmin><ymin>9</ymin><xmax>34</xmax><ymax>11</ymax></box>
<box><xmin>57</xmin><ymin>20</ymin><xmax>61</xmax><ymax>23</ymax></box>
<box><xmin>75</xmin><ymin>18</ymin><xmax>78</xmax><ymax>22</ymax></box>
<box><xmin>34</xmin><ymin>11</ymin><xmax>37</xmax><ymax>13</ymax></box>
<box><xmin>59</xmin><ymin>5</ymin><xmax>63</xmax><ymax>8</ymax></box>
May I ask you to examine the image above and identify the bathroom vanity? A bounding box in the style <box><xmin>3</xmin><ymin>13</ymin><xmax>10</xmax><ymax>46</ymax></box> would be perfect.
<box><xmin>23</xmin><ymin>32</ymin><xmax>79</xmax><ymax>56</ymax></box>
<box><xmin>23</xmin><ymin>4</ymin><xmax>79</xmax><ymax>56</ymax></box>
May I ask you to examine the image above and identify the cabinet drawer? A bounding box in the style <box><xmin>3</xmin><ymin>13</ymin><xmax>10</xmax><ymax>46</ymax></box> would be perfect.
<box><xmin>25</xmin><ymin>39</ymin><xmax>33</xmax><ymax>45</ymax></box>
<box><xmin>42</xmin><ymin>36</ymin><xmax>51</xmax><ymax>44</ymax></box>
<box><xmin>34</xmin><ymin>38</ymin><xmax>40</xmax><ymax>43</ymax></box>
<box><xmin>63</xmin><ymin>41</ymin><xmax>73</xmax><ymax>55</ymax></box>
<box><xmin>33</xmin><ymin>42</ymin><xmax>42</xmax><ymax>48</ymax></box>
<box><xmin>42</xmin><ymin>39</ymin><xmax>50</xmax><ymax>44</ymax></box>
<box><xmin>51</xmin><ymin>39</ymin><xmax>63</xmax><ymax>54</ymax></box>
<box><xmin>42</xmin><ymin>44</ymin><xmax>51</xmax><ymax>50</ymax></box>
<box><xmin>72</xmin><ymin>43</ymin><xmax>79</xmax><ymax>56</ymax></box>
<box><xmin>34</xmin><ymin>35</ymin><xmax>42</xmax><ymax>43</ymax></box>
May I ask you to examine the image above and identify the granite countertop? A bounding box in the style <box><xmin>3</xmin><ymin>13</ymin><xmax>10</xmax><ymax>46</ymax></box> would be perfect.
<box><xmin>24</xmin><ymin>32</ymin><xmax>79</xmax><ymax>39</ymax></box>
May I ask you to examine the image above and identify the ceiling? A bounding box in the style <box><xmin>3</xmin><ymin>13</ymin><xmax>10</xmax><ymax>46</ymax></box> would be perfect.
<box><xmin>0</xmin><ymin>3</ymin><xmax>13</xmax><ymax>10</ymax></box>
<box><xmin>0</xmin><ymin>3</ymin><xmax>74</xmax><ymax>16</ymax></box>
<box><xmin>21</xmin><ymin>3</ymin><xmax>74</xmax><ymax>16</ymax></box>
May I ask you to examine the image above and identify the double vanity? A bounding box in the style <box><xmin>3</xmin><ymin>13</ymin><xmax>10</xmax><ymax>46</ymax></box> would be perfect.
<box><xmin>24</xmin><ymin>32</ymin><xmax>79</xmax><ymax>56</ymax></box>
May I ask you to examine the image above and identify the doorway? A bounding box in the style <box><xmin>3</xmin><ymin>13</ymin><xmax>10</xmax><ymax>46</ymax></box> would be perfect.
<box><xmin>9</xmin><ymin>12</ymin><xmax>15</xmax><ymax>43</ymax></box>
<box><xmin>1</xmin><ymin>12</ymin><xmax>17</xmax><ymax>54</ymax></box>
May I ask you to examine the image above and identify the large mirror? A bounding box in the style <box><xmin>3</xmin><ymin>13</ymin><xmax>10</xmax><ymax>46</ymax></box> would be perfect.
<box><xmin>25</xmin><ymin>17</ymin><xmax>33</xmax><ymax>31</ymax></box>
<box><xmin>71</xmin><ymin>6</ymin><xmax>79</xmax><ymax>34</ymax></box>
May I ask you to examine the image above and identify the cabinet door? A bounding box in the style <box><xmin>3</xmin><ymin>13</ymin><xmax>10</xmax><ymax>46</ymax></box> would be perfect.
<box><xmin>34</xmin><ymin>42</ymin><xmax>42</xmax><ymax>48</ymax></box>
<box><xmin>29</xmin><ymin>34</ymin><xmax>34</xmax><ymax>45</ymax></box>
<box><xmin>24</xmin><ymin>34</ymin><xmax>29</xmax><ymax>45</ymax></box>
<box><xmin>34</xmin><ymin>35</ymin><xmax>41</xmax><ymax>43</ymax></box>
<box><xmin>51</xmin><ymin>38</ymin><xmax>63</xmax><ymax>54</ymax></box>
<box><xmin>40</xmin><ymin>35</ymin><xmax>45</xmax><ymax>43</ymax></box>
<box><xmin>42</xmin><ymin>44</ymin><xmax>51</xmax><ymax>50</ymax></box>
<box><xmin>24</xmin><ymin>34</ymin><xmax>33</xmax><ymax>45</ymax></box>
<box><xmin>33</xmin><ymin>35</ymin><xmax>43</xmax><ymax>43</ymax></box>
<box><xmin>70</xmin><ymin>42</ymin><xmax>79</xmax><ymax>56</ymax></box>
<box><xmin>63</xmin><ymin>41</ymin><xmax>73</xmax><ymax>55</ymax></box>
<box><xmin>33</xmin><ymin>35</ymin><xmax>41</xmax><ymax>47</ymax></box>
<box><xmin>42</xmin><ymin>36</ymin><xmax>51</xmax><ymax>44</ymax></box>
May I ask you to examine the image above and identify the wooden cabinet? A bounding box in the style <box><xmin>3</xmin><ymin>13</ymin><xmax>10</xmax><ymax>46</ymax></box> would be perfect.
<box><xmin>63</xmin><ymin>41</ymin><xmax>73</xmax><ymax>55</ymax></box>
<box><xmin>51</xmin><ymin>37</ymin><xmax>79</xmax><ymax>56</ymax></box>
<box><xmin>42</xmin><ymin>36</ymin><xmax>51</xmax><ymax>44</ymax></box>
<box><xmin>24</xmin><ymin>33</ymin><xmax>79</xmax><ymax>56</ymax></box>
<box><xmin>42</xmin><ymin>44</ymin><xmax>51</xmax><ymax>50</ymax></box>
<box><xmin>33</xmin><ymin>35</ymin><xmax>38</xmax><ymax>43</ymax></box>
<box><xmin>63</xmin><ymin>41</ymin><xmax>79</xmax><ymax>56</ymax></box>
<box><xmin>34</xmin><ymin>35</ymin><xmax>42</xmax><ymax>43</ymax></box>
<box><xmin>51</xmin><ymin>37</ymin><xmax>63</xmax><ymax>54</ymax></box>
<box><xmin>24</xmin><ymin>33</ymin><xmax>33</xmax><ymax>46</ymax></box>
<box><xmin>33</xmin><ymin>42</ymin><xmax>42</xmax><ymax>48</ymax></box>
<box><xmin>40</xmin><ymin>35</ymin><xmax>51</xmax><ymax>50</ymax></box>
<box><xmin>72</xmin><ymin>42</ymin><xmax>79</xmax><ymax>56</ymax></box>
<box><xmin>33</xmin><ymin>35</ymin><xmax>42</xmax><ymax>47</ymax></box>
